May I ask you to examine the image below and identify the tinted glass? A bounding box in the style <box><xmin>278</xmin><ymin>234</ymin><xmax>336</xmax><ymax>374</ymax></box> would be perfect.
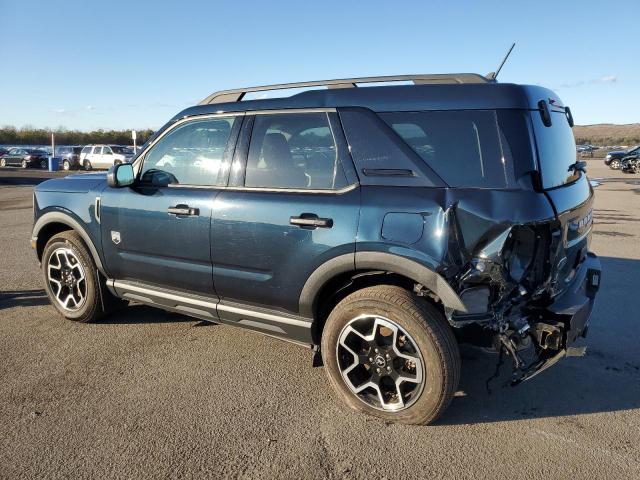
<box><xmin>73</xmin><ymin>147</ymin><xmax>83</xmax><ymax>154</ymax></box>
<box><xmin>381</xmin><ymin>110</ymin><xmax>515</xmax><ymax>188</ymax></box>
<box><xmin>93</xmin><ymin>147</ymin><xmax>102</xmax><ymax>154</ymax></box>
<box><xmin>530</xmin><ymin>111</ymin><xmax>579</xmax><ymax>189</ymax></box>
<box><xmin>245</xmin><ymin>112</ymin><xmax>346</xmax><ymax>189</ymax></box>
<box><xmin>140</xmin><ymin>116</ymin><xmax>237</xmax><ymax>186</ymax></box>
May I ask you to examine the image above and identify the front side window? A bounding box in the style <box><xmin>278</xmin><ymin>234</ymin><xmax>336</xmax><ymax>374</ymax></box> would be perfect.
<box><xmin>381</xmin><ymin>110</ymin><xmax>516</xmax><ymax>189</ymax></box>
<box><xmin>244</xmin><ymin>112</ymin><xmax>346</xmax><ymax>189</ymax></box>
<box><xmin>140</xmin><ymin>116</ymin><xmax>237</xmax><ymax>186</ymax></box>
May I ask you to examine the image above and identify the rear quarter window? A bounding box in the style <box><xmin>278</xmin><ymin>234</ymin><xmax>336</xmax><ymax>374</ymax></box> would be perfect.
<box><xmin>380</xmin><ymin>110</ymin><xmax>516</xmax><ymax>189</ymax></box>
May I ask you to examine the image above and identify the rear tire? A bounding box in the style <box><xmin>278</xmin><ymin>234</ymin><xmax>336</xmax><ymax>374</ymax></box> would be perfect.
<box><xmin>42</xmin><ymin>231</ymin><xmax>104</xmax><ymax>323</ymax></box>
<box><xmin>321</xmin><ymin>285</ymin><xmax>460</xmax><ymax>425</ymax></box>
<box><xmin>40</xmin><ymin>159</ymin><xmax>47</xmax><ymax>169</ymax></box>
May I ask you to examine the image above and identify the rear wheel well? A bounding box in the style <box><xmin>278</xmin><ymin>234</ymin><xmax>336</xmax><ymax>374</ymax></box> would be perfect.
<box><xmin>311</xmin><ymin>270</ymin><xmax>444</xmax><ymax>344</ymax></box>
<box><xmin>36</xmin><ymin>222</ymin><xmax>73</xmax><ymax>261</ymax></box>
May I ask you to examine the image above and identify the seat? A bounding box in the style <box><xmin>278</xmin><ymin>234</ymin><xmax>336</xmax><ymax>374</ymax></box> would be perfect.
<box><xmin>260</xmin><ymin>133</ymin><xmax>308</xmax><ymax>188</ymax></box>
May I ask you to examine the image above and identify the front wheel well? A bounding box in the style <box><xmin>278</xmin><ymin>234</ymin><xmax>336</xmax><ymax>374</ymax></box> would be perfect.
<box><xmin>35</xmin><ymin>222</ymin><xmax>74</xmax><ymax>261</ymax></box>
<box><xmin>311</xmin><ymin>270</ymin><xmax>444</xmax><ymax>344</ymax></box>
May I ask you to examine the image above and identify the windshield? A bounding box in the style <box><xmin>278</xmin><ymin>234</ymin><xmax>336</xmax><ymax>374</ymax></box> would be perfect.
<box><xmin>530</xmin><ymin>110</ymin><xmax>580</xmax><ymax>189</ymax></box>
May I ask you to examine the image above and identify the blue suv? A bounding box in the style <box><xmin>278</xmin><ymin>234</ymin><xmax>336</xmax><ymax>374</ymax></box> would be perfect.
<box><xmin>31</xmin><ymin>74</ymin><xmax>601</xmax><ymax>424</ymax></box>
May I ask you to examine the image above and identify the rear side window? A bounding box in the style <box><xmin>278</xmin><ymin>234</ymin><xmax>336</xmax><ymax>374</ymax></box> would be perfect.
<box><xmin>92</xmin><ymin>147</ymin><xmax>102</xmax><ymax>155</ymax></box>
<box><xmin>140</xmin><ymin>116</ymin><xmax>238</xmax><ymax>186</ymax></box>
<box><xmin>244</xmin><ymin>112</ymin><xmax>347</xmax><ymax>190</ymax></box>
<box><xmin>380</xmin><ymin>110</ymin><xmax>515</xmax><ymax>188</ymax></box>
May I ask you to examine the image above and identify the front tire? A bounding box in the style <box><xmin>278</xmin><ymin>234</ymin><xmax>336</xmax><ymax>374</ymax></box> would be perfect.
<box><xmin>321</xmin><ymin>285</ymin><xmax>460</xmax><ymax>425</ymax></box>
<box><xmin>0</xmin><ymin>158</ymin><xmax>5</xmax><ymax>167</ymax></box>
<box><xmin>40</xmin><ymin>159</ymin><xmax>48</xmax><ymax>169</ymax></box>
<box><xmin>83</xmin><ymin>160</ymin><xmax>92</xmax><ymax>171</ymax></box>
<box><xmin>62</xmin><ymin>160</ymin><xmax>70</xmax><ymax>171</ymax></box>
<box><xmin>21</xmin><ymin>159</ymin><xmax>28</xmax><ymax>169</ymax></box>
<box><xmin>610</xmin><ymin>159</ymin><xmax>621</xmax><ymax>169</ymax></box>
<box><xmin>42</xmin><ymin>231</ymin><xmax>103</xmax><ymax>323</ymax></box>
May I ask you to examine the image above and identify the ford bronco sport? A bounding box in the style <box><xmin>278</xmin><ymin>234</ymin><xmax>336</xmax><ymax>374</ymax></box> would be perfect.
<box><xmin>31</xmin><ymin>73</ymin><xmax>601</xmax><ymax>424</ymax></box>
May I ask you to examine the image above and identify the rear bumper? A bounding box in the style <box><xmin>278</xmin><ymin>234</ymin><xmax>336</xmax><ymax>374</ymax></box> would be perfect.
<box><xmin>548</xmin><ymin>251</ymin><xmax>601</xmax><ymax>344</ymax></box>
<box><xmin>515</xmin><ymin>252</ymin><xmax>601</xmax><ymax>383</ymax></box>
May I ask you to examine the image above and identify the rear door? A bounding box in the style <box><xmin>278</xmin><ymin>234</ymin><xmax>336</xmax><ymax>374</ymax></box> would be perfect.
<box><xmin>211</xmin><ymin>110</ymin><xmax>360</xmax><ymax>317</ymax></box>
<box><xmin>90</xmin><ymin>146</ymin><xmax>102</xmax><ymax>167</ymax></box>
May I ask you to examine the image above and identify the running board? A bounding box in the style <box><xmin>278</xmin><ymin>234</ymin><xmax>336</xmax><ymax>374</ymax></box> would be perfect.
<box><xmin>107</xmin><ymin>280</ymin><xmax>314</xmax><ymax>345</ymax></box>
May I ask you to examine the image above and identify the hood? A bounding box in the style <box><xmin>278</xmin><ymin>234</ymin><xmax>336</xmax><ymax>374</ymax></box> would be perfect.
<box><xmin>607</xmin><ymin>150</ymin><xmax>627</xmax><ymax>157</ymax></box>
<box><xmin>36</xmin><ymin>172</ymin><xmax>107</xmax><ymax>193</ymax></box>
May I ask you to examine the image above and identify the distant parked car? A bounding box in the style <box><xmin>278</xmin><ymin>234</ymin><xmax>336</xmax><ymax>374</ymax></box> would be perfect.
<box><xmin>56</xmin><ymin>146</ymin><xmax>83</xmax><ymax>170</ymax></box>
<box><xmin>620</xmin><ymin>154</ymin><xmax>639</xmax><ymax>174</ymax></box>
<box><xmin>605</xmin><ymin>145</ymin><xmax>640</xmax><ymax>169</ymax></box>
<box><xmin>0</xmin><ymin>147</ymin><xmax>48</xmax><ymax>169</ymax></box>
<box><xmin>0</xmin><ymin>147</ymin><xmax>9</xmax><ymax>158</ymax></box>
<box><xmin>79</xmin><ymin>145</ymin><xmax>134</xmax><ymax>170</ymax></box>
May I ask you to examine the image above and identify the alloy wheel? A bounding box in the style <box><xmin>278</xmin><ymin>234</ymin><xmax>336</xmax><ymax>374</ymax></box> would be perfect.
<box><xmin>63</xmin><ymin>161</ymin><xmax>70</xmax><ymax>171</ymax></box>
<box><xmin>21</xmin><ymin>160</ymin><xmax>27</xmax><ymax>168</ymax></box>
<box><xmin>336</xmin><ymin>314</ymin><xmax>425</xmax><ymax>412</ymax></box>
<box><xmin>47</xmin><ymin>248</ymin><xmax>87</xmax><ymax>311</ymax></box>
<box><xmin>611</xmin><ymin>159</ymin><xmax>620</xmax><ymax>169</ymax></box>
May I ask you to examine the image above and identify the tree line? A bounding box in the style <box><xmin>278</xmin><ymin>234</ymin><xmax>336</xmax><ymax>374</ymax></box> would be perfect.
<box><xmin>574</xmin><ymin>136</ymin><xmax>640</xmax><ymax>146</ymax></box>
<box><xmin>0</xmin><ymin>126</ymin><xmax>155</xmax><ymax>146</ymax></box>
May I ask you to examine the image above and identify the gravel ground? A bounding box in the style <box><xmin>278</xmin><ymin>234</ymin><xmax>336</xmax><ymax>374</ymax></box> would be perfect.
<box><xmin>0</xmin><ymin>161</ymin><xmax>639</xmax><ymax>479</ymax></box>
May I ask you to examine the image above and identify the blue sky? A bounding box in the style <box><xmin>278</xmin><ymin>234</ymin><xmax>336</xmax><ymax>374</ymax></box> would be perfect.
<box><xmin>0</xmin><ymin>0</ymin><xmax>638</xmax><ymax>130</ymax></box>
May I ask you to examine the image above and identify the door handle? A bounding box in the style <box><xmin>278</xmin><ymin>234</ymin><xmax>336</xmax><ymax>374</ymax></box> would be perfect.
<box><xmin>290</xmin><ymin>214</ymin><xmax>333</xmax><ymax>229</ymax></box>
<box><xmin>168</xmin><ymin>204</ymin><xmax>199</xmax><ymax>216</ymax></box>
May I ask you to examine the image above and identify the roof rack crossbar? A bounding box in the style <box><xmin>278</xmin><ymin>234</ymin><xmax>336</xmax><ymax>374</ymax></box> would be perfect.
<box><xmin>198</xmin><ymin>73</ymin><xmax>489</xmax><ymax>105</ymax></box>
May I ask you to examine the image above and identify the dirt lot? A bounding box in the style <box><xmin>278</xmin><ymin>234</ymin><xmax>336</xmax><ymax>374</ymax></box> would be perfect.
<box><xmin>0</xmin><ymin>162</ymin><xmax>639</xmax><ymax>479</ymax></box>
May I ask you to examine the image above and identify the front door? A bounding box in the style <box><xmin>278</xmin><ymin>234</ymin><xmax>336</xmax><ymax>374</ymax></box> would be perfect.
<box><xmin>212</xmin><ymin>111</ymin><xmax>360</xmax><ymax>316</ymax></box>
<box><xmin>100</xmin><ymin>114</ymin><xmax>242</xmax><ymax>297</ymax></box>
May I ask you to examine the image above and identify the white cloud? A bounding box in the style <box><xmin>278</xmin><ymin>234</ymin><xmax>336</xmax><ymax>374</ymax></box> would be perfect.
<box><xmin>558</xmin><ymin>75</ymin><xmax>618</xmax><ymax>89</ymax></box>
<box><xmin>598</xmin><ymin>75</ymin><xmax>617</xmax><ymax>83</ymax></box>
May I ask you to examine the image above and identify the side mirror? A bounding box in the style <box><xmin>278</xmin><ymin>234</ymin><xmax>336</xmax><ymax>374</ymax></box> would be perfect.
<box><xmin>107</xmin><ymin>163</ymin><xmax>135</xmax><ymax>188</ymax></box>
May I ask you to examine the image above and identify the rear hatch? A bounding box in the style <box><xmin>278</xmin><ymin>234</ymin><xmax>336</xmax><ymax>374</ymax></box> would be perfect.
<box><xmin>528</xmin><ymin>91</ymin><xmax>594</xmax><ymax>296</ymax></box>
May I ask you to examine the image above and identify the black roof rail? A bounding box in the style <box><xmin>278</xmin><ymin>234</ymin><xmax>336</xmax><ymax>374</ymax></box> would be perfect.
<box><xmin>198</xmin><ymin>73</ymin><xmax>491</xmax><ymax>105</ymax></box>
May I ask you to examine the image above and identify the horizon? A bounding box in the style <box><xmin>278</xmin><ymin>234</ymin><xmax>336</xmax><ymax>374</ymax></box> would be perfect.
<box><xmin>1</xmin><ymin>0</ymin><xmax>638</xmax><ymax>130</ymax></box>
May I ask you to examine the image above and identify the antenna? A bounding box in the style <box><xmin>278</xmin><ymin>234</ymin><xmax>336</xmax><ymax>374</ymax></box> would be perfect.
<box><xmin>486</xmin><ymin>43</ymin><xmax>516</xmax><ymax>81</ymax></box>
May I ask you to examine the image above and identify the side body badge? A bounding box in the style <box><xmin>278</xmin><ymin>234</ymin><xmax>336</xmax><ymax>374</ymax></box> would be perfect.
<box><xmin>111</xmin><ymin>231</ymin><xmax>121</xmax><ymax>245</ymax></box>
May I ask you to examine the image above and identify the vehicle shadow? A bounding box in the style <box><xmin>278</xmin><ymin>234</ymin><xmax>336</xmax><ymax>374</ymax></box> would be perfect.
<box><xmin>0</xmin><ymin>289</ymin><xmax>50</xmax><ymax>310</ymax></box>
<box><xmin>437</xmin><ymin>255</ymin><xmax>640</xmax><ymax>425</ymax></box>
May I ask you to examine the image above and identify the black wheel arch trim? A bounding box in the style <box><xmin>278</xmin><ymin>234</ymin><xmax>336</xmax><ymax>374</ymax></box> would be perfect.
<box><xmin>32</xmin><ymin>211</ymin><xmax>106</xmax><ymax>275</ymax></box>
<box><xmin>299</xmin><ymin>251</ymin><xmax>467</xmax><ymax>318</ymax></box>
